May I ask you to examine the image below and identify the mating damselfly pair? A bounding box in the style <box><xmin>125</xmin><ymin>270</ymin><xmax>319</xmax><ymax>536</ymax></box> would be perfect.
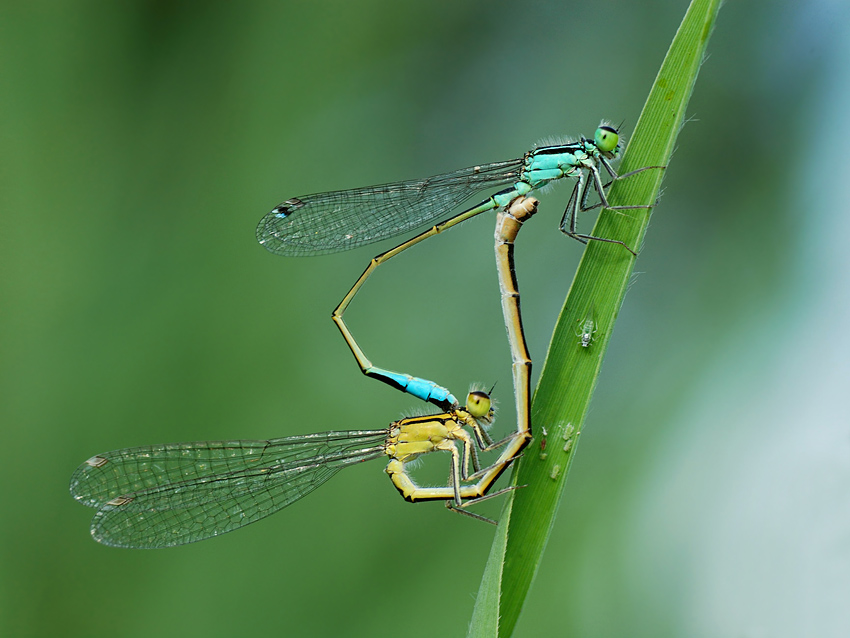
<box><xmin>70</xmin><ymin>123</ymin><xmax>660</xmax><ymax>547</ymax></box>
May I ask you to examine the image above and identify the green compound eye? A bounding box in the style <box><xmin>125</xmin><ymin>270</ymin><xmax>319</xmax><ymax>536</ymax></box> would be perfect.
<box><xmin>594</xmin><ymin>125</ymin><xmax>619</xmax><ymax>153</ymax></box>
<box><xmin>466</xmin><ymin>391</ymin><xmax>492</xmax><ymax>419</ymax></box>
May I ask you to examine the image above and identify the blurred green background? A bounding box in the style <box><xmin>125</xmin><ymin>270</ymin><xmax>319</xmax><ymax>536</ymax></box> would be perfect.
<box><xmin>2</xmin><ymin>1</ymin><xmax>849</xmax><ymax>636</ymax></box>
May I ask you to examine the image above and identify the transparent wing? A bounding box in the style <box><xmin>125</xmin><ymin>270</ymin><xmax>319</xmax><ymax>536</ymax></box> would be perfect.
<box><xmin>69</xmin><ymin>430</ymin><xmax>388</xmax><ymax>548</ymax></box>
<box><xmin>256</xmin><ymin>158</ymin><xmax>524</xmax><ymax>256</ymax></box>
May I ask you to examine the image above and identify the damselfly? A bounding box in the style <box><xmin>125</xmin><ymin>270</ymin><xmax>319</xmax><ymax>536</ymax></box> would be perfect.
<box><xmin>70</xmin><ymin>198</ymin><xmax>540</xmax><ymax>546</ymax></box>
<box><xmin>257</xmin><ymin>124</ymin><xmax>660</xmax><ymax>409</ymax></box>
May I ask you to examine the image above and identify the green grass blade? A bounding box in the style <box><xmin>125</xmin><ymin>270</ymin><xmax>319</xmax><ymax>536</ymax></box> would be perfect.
<box><xmin>467</xmin><ymin>497</ymin><xmax>513</xmax><ymax>638</ymax></box>
<box><xmin>467</xmin><ymin>0</ymin><xmax>723</xmax><ymax>635</ymax></box>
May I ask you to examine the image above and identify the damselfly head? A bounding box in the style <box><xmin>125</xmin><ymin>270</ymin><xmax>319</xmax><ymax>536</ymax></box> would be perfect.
<box><xmin>594</xmin><ymin>123</ymin><xmax>621</xmax><ymax>157</ymax></box>
<box><xmin>465</xmin><ymin>390</ymin><xmax>494</xmax><ymax>423</ymax></box>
